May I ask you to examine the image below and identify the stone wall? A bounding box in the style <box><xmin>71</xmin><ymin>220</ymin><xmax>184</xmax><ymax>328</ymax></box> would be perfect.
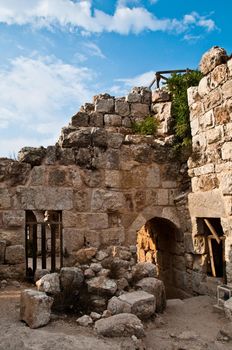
<box><xmin>3</xmin><ymin>46</ymin><xmax>232</xmax><ymax>298</ymax></box>
<box><xmin>187</xmin><ymin>46</ymin><xmax>232</xmax><ymax>291</ymax></box>
<box><xmin>0</xmin><ymin>86</ymin><xmax>191</xmax><ymax>298</ymax></box>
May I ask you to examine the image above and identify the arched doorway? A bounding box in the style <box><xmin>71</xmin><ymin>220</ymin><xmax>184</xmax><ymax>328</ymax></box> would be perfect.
<box><xmin>137</xmin><ymin>217</ymin><xmax>184</xmax><ymax>298</ymax></box>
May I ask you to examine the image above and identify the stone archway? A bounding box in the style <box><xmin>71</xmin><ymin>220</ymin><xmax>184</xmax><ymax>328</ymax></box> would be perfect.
<box><xmin>136</xmin><ymin>217</ymin><xmax>184</xmax><ymax>298</ymax></box>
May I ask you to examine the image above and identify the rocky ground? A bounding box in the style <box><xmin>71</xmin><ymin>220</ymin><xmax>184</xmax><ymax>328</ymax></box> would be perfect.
<box><xmin>0</xmin><ymin>283</ymin><xmax>232</xmax><ymax>350</ymax></box>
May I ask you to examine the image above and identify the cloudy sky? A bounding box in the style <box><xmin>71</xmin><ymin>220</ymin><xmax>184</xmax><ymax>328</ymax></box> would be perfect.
<box><xmin>0</xmin><ymin>0</ymin><xmax>230</xmax><ymax>157</ymax></box>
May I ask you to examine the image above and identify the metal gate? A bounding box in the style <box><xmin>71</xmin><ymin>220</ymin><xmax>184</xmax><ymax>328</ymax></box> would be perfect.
<box><xmin>25</xmin><ymin>219</ymin><xmax>63</xmax><ymax>280</ymax></box>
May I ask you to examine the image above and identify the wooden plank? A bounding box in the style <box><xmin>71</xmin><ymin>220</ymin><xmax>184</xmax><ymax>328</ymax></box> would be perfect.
<box><xmin>208</xmin><ymin>236</ymin><xmax>216</xmax><ymax>277</ymax></box>
<box><xmin>204</xmin><ymin>219</ymin><xmax>221</xmax><ymax>244</ymax></box>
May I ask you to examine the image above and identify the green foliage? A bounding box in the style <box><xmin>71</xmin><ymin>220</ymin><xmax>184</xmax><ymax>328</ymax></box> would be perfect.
<box><xmin>132</xmin><ymin>115</ymin><xmax>158</xmax><ymax>135</ymax></box>
<box><xmin>167</xmin><ymin>70</ymin><xmax>203</xmax><ymax>150</ymax></box>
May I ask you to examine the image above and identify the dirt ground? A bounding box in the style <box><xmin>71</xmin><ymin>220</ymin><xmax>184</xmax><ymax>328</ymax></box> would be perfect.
<box><xmin>0</xmin><ymin>283</ymin><xmax>231</xmax><ymax>350</ymax></box>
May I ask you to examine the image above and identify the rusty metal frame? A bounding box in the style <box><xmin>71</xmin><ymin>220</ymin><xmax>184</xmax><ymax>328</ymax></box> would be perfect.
<box><xmin>148</xmin><ymin>69</ymin><xmax>193</xmax><ymax>89</ymax></box>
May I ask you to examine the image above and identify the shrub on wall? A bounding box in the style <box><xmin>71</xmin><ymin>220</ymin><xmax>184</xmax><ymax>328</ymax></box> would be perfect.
<box><xmin>132</xmin><ymin>115</ymin><xmax>159</xmax><ymax>135</ymax></box>
<box><xmin>167</xmin><ymin>70</ymin><xmax>203</xmax><ymax>150</ymax></box>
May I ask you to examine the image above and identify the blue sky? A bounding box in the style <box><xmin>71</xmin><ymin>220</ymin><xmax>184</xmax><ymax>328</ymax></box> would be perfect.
<box><xmin>0</xmin><ymin>0</ymin><xmax>231</xmax><ymax>157</ymax></box>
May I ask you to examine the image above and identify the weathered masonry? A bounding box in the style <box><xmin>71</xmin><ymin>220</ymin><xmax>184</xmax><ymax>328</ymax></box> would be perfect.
<box><xmin>1</xmin><ymin>46</ymin><xmax>232</xmax><ymax>298</ymax></box>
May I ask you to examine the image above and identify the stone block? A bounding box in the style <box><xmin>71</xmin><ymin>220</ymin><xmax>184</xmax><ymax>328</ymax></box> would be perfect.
<box><xmin>228</xmin><ymin>58</ymin><xmax>232</xmax><ymax>76</ymax></box>
<box><xmin>214</xmin><ymin>104</ymin><xmax>230</xmax><ymax>125</ymax></box>
<box><xmin>115</xmin><ymin>99</ymin><xmax>130</xmax><ymax>116</ymax></box>
<box><xmin>75</xmin><ymin>247</ymin><xmax>97</xmax><ymax>264</ymax></box>
<box><xmin>193</xmin><ymin>163</ymin><xmax>214</xmax><ymax>176</ymax></box>
<box><xmin>200</xmin><ymin>46</ymin><xmax>228</xmax><ymax>75</ymax></box>
<box><xmin>190</xmin><ymin>118</ymin><xmax>199</xmax><ymax>136</ymax></box>
<box><xmin>44</xmin><ymin>146</ymin><xmax>57</xmax><ymax>165</ymax></box>
<box><xmin>145</xmin><ymin>165</ymin><xmax>160</xmax><ymax>188</ymax></box>
<box><xmin>91</xmin><ymin>128</ymin><xmax>108</xmax><ymax>148</ymax></box>
<box><xmin>36</xmin><ymin>273</ymin><xmax>60</xmax><ymax>295</ymax></box>
<box><xmin>131</xmin><ymin>103</ymin><xmax>149</xmax><ymax>118</ymax></box>
<box><xmin>0</xmin><ymin>240</ymin><xmax>6</xmax><ymax>263</ymax></box>
<box><xmin>89</xmin><ymin>112</ymin><xmax>104</xmax><ymax>127</ymax></box>
<box><xmin>219</xmin><ymin>172</ymin><xmax>232</xmax><ymax>194</ymax></box>
<box><xmin>5</xmin><ymin>244</ymin><xmax>24</xmax><ymax>264</ymax></box>
<box><xmin>199</xmin><ymin>109</ymin><xmax>214</xmax><ymax>129</ymax></box>
<box><xmin>104</xmin><ymin>114</ymin><xmax>122</xmax><ymax>127</ymax></box>
<box><xmin>210</xmin><ymin>63</ymin><xmax>227</xmax><ymax>89</ymax></box>
<box><xmin>105</xmin><ymin>170</ymin><xmax>120</xmax><ymax>188</ymax></box>
<box><xmin>126</xmin><ymin>91</ymin><xmax>142</xmax><ymax>103</ymax></box>
<box><xmin>29</xmin><ymin>166</ymin><xmax>46</xmax><ymax>186</ymax></box>
<box><xmin>60</xmin><ymin>267</ymin><xmax>84</xmax><ymax>291</ymax></box>
<box><xmin>0</xmin><ymin>189</ymin><xmax>11</xmax><ymax>209</ymax></box>
<box><xmin>20</xmin><ymin>289</ymin><xmax>53</xmax><ymax>329</ymax></box>
<box><xmin>48</xmin><ymin>168</ymin><xmax>66</xmax><ymax>186</ymax></box>
<box><xmin>76</xmin><ymin>315</ymin><xmax>93</xmax><ymax>326</ymax></box>
<box><xmin>18</xmin><ymin>146</ymin><xmax>46</xmax><ymax>166</ymax></box>
<box><xmin>61</xmin><ymin>129</ymin><xmax>91</xmax><ymax>148</ymax></box>
<box><xmin>86</xmin><ymin>213</ymin><xmax>109</xmax><ymax>230</ymax></box>
<box><xmin>152</xmin><ymin>89</ymin><xmax>170</xmax><ymax>103</ymax></box>
<box><xmin>222</xmin><ymin>79</ymin><xmax>232</xmax><ymax>100</ymax></box>
<box><xmin>107</xmin><ymin>133</ymin><xmax>124</xmax><ymax>149</ymax></box>
<box><xmin>108</xmin><ymin>290</ymin><xmax>155</xmax><ymax>319</ymax></box>
<box><xmin>187</xmin><ymin>87</ymin><xmax>200</xmax><ymax>106</ymax></box>
<box><xmin>105</xmin><ymin>149</ymin><xmax>120</xmax><ymax>170</ymax></box>
<box><xmin>87</xmin><ymin>276</ymin><xmax>117</xmax><ymax>296</ymax></box>
<box><xmin>222</xmin><ymin>142</ymin><xmax>232</xmax><ymax>160</ymax></box>
<box><xmin>189</xmin><ymin>101</ymin><xmax>204</xmax><ymax>119</ymax></box>
<box><xmin>95</xmin><ymin>98</ymin><xmax>115</xmax><ymax>113</ymax></box>
<box><xmin>95</xmin><ymin>313</ymin><xmax>145</xmax><ymax>338</ymax></box>
<box><xmin>18</xmin><ymin>187</ymin><xmax>73</xmax><ymax>210</ymax></box>
<box><xmin>74</xmin><ymin>189</ymin><xmax>91</xmax><ymax>212</ymax></box>
<box><xmin>71</xmin><ymin>112</ymin><xmax>89</xmax><ymax>127</ymax></box>
<box><xmin>157</xmin><ymin>189</ymin><xmax>169</xmax><ymax>205</ymax></box>
<box><xmin>100</xmin><ymin>228</ymin><xmax>125</xmax><ymax>246</ymax></box>
<box><xmin>2</xmin><ymin>210</ymin><xmax>24</xmax><ymax>227</ymax></box>
<box><xmin>63</xmin><ymin>228</ymin><xmax>85</xmax><ymax>253</ymax></box>
<box><xmin>62</xmin><ymin>211</ymin><xmax>87</xmax><ymax>228</ymax></box>
<box><xmin>135</xmin><ymin>277</ymin><xmax>166</xmax><ymax>312</ymax></box>
<box><xmin>91</xmin><ymin>189</ymin><xmax>125</xmax><ymax>212</ymax></box>
<box><xmin>132</xmin><ymin>262</ymin><xmax>158</xmax><ymax>282</ymax></box>
<box><xmin>198</xmin><ymin>76</ymin><xmax>210</xmax><ymax>97</ymax></box>
<box><xmin>203</xmin><ymin>88</ymin><xmax>222</xmax><ymax>111</ymax></box>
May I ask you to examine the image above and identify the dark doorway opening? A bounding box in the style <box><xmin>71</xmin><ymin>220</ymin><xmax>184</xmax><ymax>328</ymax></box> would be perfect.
<box><xmin>25</xmin><ymin>210</ymin><xmax>63</xmax><ymax>280</ymax></box>
<box><xmin>137</xmin><ymin>217</ymin><xmax>184</xmax><ymax>298</ymax></box>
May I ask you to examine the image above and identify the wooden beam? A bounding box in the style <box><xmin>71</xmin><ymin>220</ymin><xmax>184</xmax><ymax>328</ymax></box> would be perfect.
<box><xmin>208</xmin><ymin>236</ymin><xmax>216</xmax><ymax>277</ymax></box>
<box><xmin>204</xmin><ymin>219</ymin><xmax>220</xmax><ymax>244</ymax></box>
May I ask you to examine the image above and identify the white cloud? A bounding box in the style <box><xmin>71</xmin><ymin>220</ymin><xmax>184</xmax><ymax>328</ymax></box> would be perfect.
<box><xmin>116</xmin><ymin>70</ymin><xmax>155</xmax><ymax>88</ymax></box>
<box><xmin>0</xmin><ymin>0</ymin><xmax>216</xmax><ymax>35</ymax></box>
<box><xmin>83</xmin><ymin>42</ymin><xmax>106</xmax><ymax>58</ymax></box>
<box><xmin>0</xmin><ymin>54</ymin><xmax>96</xmax><ymax>156</ymax></box>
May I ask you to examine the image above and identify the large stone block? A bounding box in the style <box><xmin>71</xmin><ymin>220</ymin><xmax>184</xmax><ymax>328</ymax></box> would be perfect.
<box><xmin>203</xmin><ymin>88</ymin><xmax>222</xmax><ymax>111</ymax></box>
<box><xmin>222</xmin><ymin>79</ymin><xmax>232</xmax><ymax>100</ymax></box>
<box><xmin>131</xmin><ymin>103</ymin><xmax>149</xmax><ymax>118</ymax></box>
<box><xmin>0</xmin><ymin>240</ymin><xmax>6</xmax><ymax>263</ymax></box>
<box><xmin>200</xmin><ymin>46</ymin><xmax>228</xmax><ymax>75</ymax></box>
<box><xmin>86</xmin><ymin>213</ymin><xmax>109</xmax><ymax>230</ymax></box>
<box><xmin>2</xmin><ymin>210</ymin><xmax>24</xmax><ymax>227</ymax></box>
<box><xmin>20</xmin><ymin>289</ymin><xmax>53</xmax><ymax>329</ymax></box>
<box><xmin>18</xmin><ymin>187</ymin><xmax>73</xmax><ymax>210</ymax></box>
<box><xmin>108</xmin><ymin>290</ymin><xmax>156</xmax><ymax>319</ymax></box>
<box><xmin>198</xmin><ymin>76</ymin><xmax>210</xmax><ymax>97</ymax></box>
<box><xmin>104</xmin><ymin>114</ymin><xmax>122</xmax><ymax>127</ymax></box>
<box><xmin>95</xmin><ymin>313</ymin><xmax>145</xmax><ymax>338</ymax></box>
<box><xmin>60</xmin><ymin>267</ymin><xmax>84</xmax><ymax>291</ymax></box>
<box><xmin>210</xmin><ymin>63</ymin><xmax>228</xmax><ymax>89</ymax></box>
<box><xmin>87</xmin><ymin>276</ymin><xmax>117</xmax><ymax>296</ymax></box>
<box><xmin>91</xmin><ymin>189</ymin><xmax>125</xmax><ymax>212</ymax></box>
<box><xmin>145</xmin><ymin>165</ymin><xmax>160</xmax><ymax>188</ymax></box>
<box><xmin>187</xmin><ymin>87</ymin><xmax>200</xmax><ymax>107</ymax></box>
<box><xmin>5</xmin><ymin>244</ymin><xmax>24</xmax><ymax>264</ymax></box>
<box><xmin>136</xmin><ymin>277</ymin><xmax>166</xmax><ymax>312</ymax></box>
<box><xmin>95</xmin><ymin>98</ymin><xmax>115</xmax><ymax>113</ymax></box>
<box><xmin>29</xmin><ymin>166</ymin><xmax>46</xmax><ymax>186</ymax></box>
<box><xmin>48</xmin><ymin>168</ymin><xmax>66</xmax><ymax>186</ymax></box>
<box><xmin>115</xmin><ymin>98</ymin><xmax>130</xmax><ymax>116</ymax></box>
<box><xmin>36</xmin><ymin>273</ymin><xmax>60</xmax><ymax>294</ymax></box>
<box><xmin>222</xmin><ymin>142</ymin><xmax>232</xmax><ymax>160</ymax></box>
<box><xmin>0</xmin><ymin>189</ymin><xmax>11</xmax><ymax>209</ymax></box>
<box><xmin>71</xmin><ymin>112</ymin><xmax>89</xmax><ymax>127</ymax></box>
<box><xmin>132</xmin><ymin>262</ymin><xmax>158</xmax><ymax>282</ymax></box>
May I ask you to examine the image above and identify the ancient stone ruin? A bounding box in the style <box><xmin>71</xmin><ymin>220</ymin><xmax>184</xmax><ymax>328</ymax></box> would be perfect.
<box><xmin>1</xmin><ymin>46</ymin><xmax>232</xmax><ymax>329</ymax></box>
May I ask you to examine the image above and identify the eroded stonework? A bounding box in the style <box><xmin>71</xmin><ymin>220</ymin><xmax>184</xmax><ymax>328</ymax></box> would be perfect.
<box><xmin>1</xmin><ymin>46</ymin><xmax>232</xmax><ymax>298</ymax></box>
